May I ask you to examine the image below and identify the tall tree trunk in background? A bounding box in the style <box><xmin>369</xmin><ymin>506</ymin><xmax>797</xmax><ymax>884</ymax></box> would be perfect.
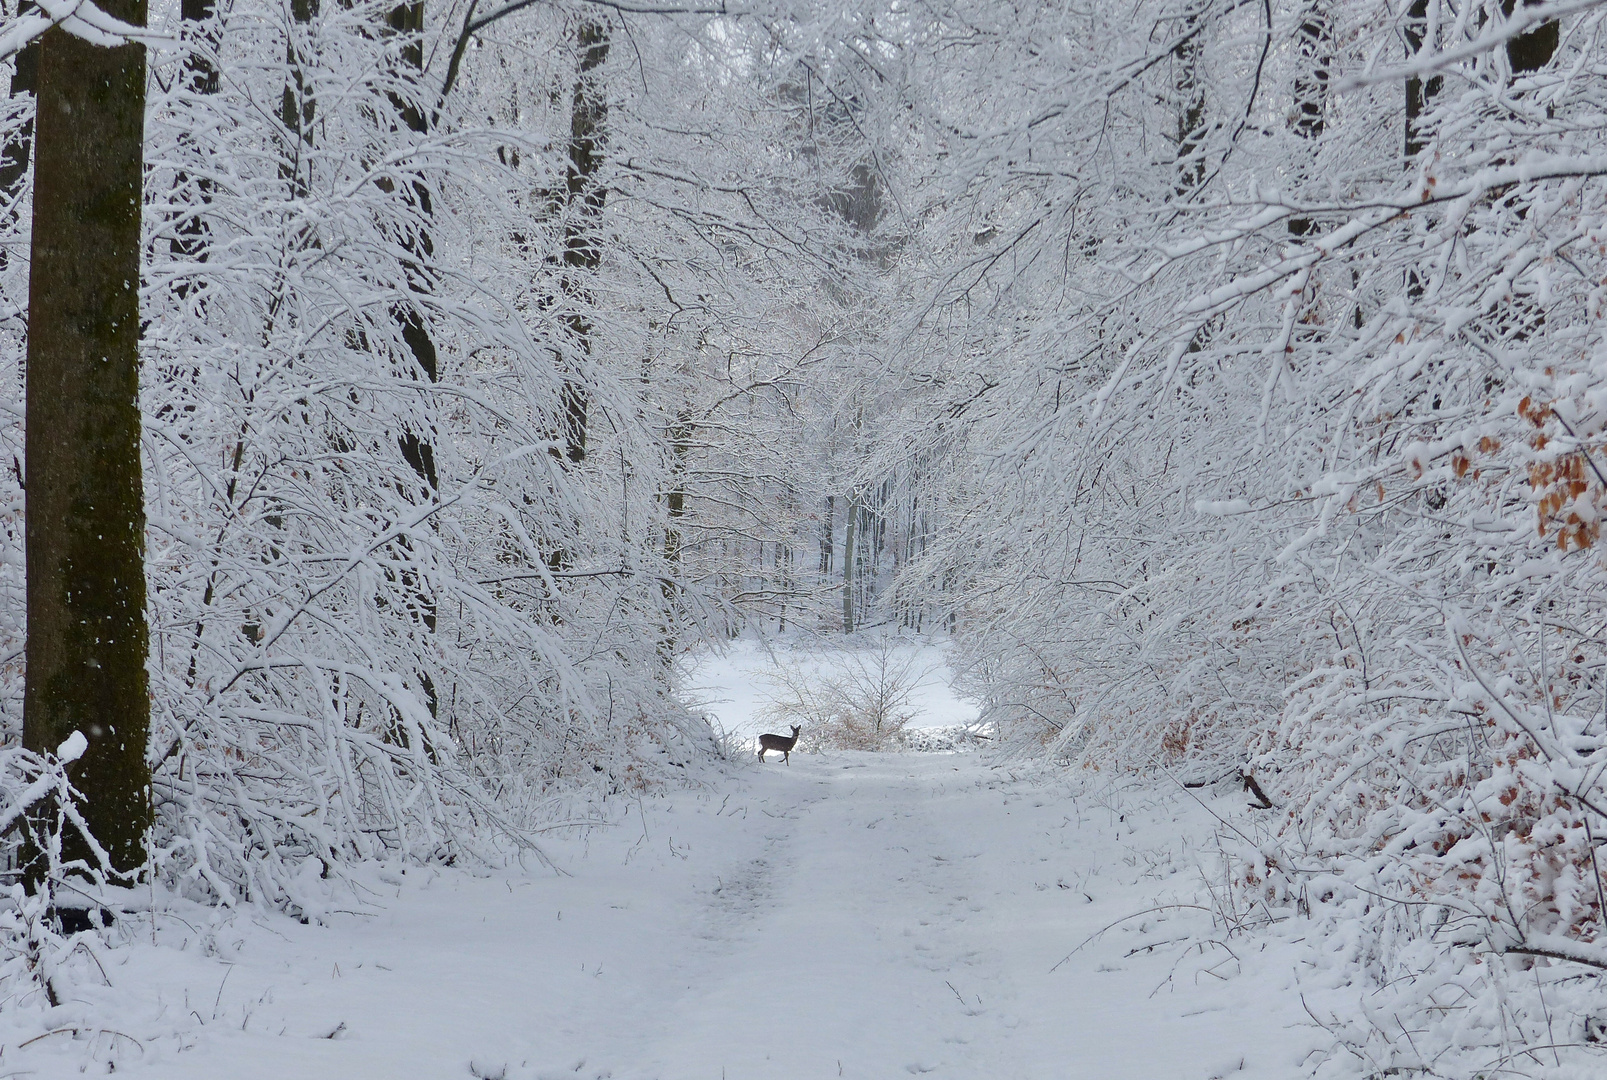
<box><xmin>657</xmin><ymin>405</ymin><xmax>691</xmax><ymax>653</ymax></box>
<box><xmin>664</xmin><ymin>407</ymin><xmax>691</xmax><ymax>566</ymax></box>
<box><xmin>282</xmin><ymin>0</ymin><xmax>317</xmax><ymax>192</ymax></box>
<box><xmin>540</xmin><ymin>20</ymin><xmax>609</xmax><ymax>581</ymax></box>
<box><xmin>1288</xmin><ymin>3</ymin><xmax>1330</xmax><ymax>238</ymax></box>
<box><xmin>386</xmin><ymin>0</ymin><xmax>440</xmax><ymax>717</ymax></box>
<box><xmin>181</xmin><ymin>0</ymin><xmax>220</xmax><ymax>90</ymax></box>
<box><xmin>1498</xmin><ymin>1</ymin><xmax>1557</xmax><ymax>342</ymax></box>
<box><xmin>1402</xmin><ymin>0</ymin><xmax>1441</xmax><ymax>301</ymax></box>
<box><xmin>387</xmin><ymin>0</ymin><xmax>439</xmax><ymax>490</ymax></box>
<box><xmin>841</xmin><ymin>494</ymin><xmax>856</xmax><ymax>634</ymax></box>
<box><xmin>1403</xmin><ymin>0</ymin><xmax>1441</xmax><ymax>161</ymax></box>
<box><xmin>172</xmin><ymin>0</ymin><xmax>221</xmax><ymax>271</ymax></box>
<box><xmin>1504</xmin><ymin>0</ymin><xmax>1557</xmax><ymax>74</ymax></box>
<box><xmin>1172</xmin><ymin>7</ymin><xmax>1206</xmax><ymax>197</ymax></box>
<box><xmin>1173</xmin><ymin>7</ymin><xmax>1212</xmax><ymax>353</ymax></box>
<box><xmin>24</xmin><ymin>10</ymin><xmax>152</xmax><ymax>877</ymax></box>
<box><xmin>820</xmin><ymin>494</ymin><xmax>834</xmax><ymax>575</ymax></box>
<box><xmin>556</xmin><ymin>19</ymin><xmax>610</xmax><ymax>465</ymax></box>
<box><xmin>778</xmin><ymin>537</ymin><xmax>791</xmax><ymax>632</ymax></box>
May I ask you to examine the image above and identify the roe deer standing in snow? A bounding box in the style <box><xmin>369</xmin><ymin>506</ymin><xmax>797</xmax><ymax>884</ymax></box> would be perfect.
<box><xmin>758</xmin><ymin>725</ymin><xmax>801</xmax><ymax>764</ymax></box>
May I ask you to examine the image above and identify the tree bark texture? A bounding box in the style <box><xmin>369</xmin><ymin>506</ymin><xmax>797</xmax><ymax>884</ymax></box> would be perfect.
<box><xmin>820</xmin><ymin>494</ymin><xmax>834</xmax><ymax>575</ymax></box>
<box><xmin>24</xmin><ymin>13</ymin><xmax>153</xmax><ymax>876</ymax></box>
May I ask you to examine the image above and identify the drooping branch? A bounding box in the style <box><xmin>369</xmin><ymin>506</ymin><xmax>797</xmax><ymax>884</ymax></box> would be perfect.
<box><xmin>437</xmin><ymin>0</ymin><xmax>732</xmax><ymax>106</ymax></box>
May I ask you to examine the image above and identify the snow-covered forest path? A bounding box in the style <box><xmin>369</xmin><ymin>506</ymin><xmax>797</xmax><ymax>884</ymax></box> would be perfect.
<box><xmin>22</xmin><ymin>755</ymin><xmax>1321</xmax><ymax>1079</ymax></box>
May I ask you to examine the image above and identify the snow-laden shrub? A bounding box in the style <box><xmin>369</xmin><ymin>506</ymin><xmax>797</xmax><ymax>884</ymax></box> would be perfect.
<box><xmin>759</xmin><ymin>637</ymin><xmax>927</xmax><ymax>752</ymax></box>
<box><xmin>0</xmin><ymin>734</ymin><xmax>115</xmax><ymax>1008</ymax></box>
<box><xmin>0</xmin><ymin>0</ymin><xmax>719</xmax><ymax>912</ymax></box>
<box><xmin>878</xmin><ymin>0</ymin><xmax>1607</xmax><ymax>1070</ymax></box>
<box><xmin>897</xmin><ymin>723</ymin><xmax>992</xmax><ymax>754</ymax></box>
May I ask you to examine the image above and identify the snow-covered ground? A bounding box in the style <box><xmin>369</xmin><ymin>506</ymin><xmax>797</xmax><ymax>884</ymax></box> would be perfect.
<box><xmin>682</xmin><ymin>636</ymin><xmax>980</xmax><ymax>741</ymax></box>
<box><xmin>3</xmin><ymin>753</ymin><xmax>1337</xmax><ymax>1079</ymax></box>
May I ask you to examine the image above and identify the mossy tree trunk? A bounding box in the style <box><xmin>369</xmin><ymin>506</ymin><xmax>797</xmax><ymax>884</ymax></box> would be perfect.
<box><xmin>24</xmin><ymin>9</ymin><xmax>153</xmax><ymax>878</ymax></box>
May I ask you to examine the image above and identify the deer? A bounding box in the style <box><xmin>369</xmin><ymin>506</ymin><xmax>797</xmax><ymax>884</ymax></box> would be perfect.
<box><xmin>757</xmin><ymin>724</ymin><xmax>801</xmax><ymax>765</ymax></box>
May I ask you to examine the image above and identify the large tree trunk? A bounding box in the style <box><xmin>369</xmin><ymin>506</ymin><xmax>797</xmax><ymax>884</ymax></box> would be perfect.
<box><xmin>24</xmin><ymin>10</ymin><xmax>152</xmax><ymax>877</ymax></box>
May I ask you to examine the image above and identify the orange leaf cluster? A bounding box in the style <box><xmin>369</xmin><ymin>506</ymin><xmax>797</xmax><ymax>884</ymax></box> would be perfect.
<box><xmin>1517</xmin><ymin>398</ymin><xmax>1601</xmax><ymax>550</ymax></box>
<box><xmin>1529</xmin><ymin>451</ymin><xmax>1600</xmax><ymax>549</ymax></box>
